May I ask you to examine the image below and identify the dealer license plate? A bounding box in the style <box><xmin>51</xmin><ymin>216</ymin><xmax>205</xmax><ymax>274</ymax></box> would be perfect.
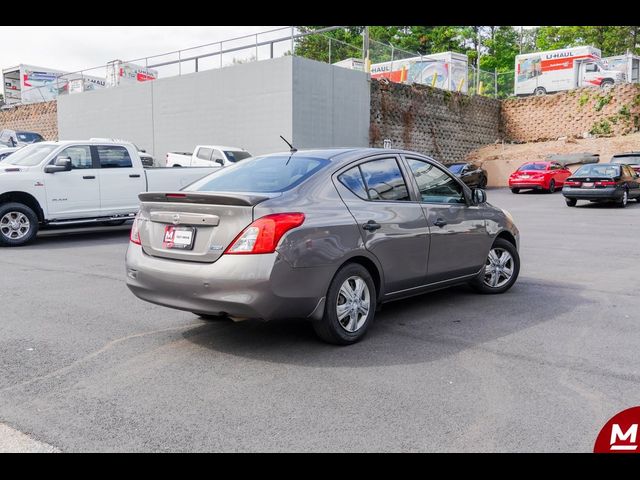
<box><xmin>163</xmin><ymin>225</ymin><xmax>195</xmax><ymax>250</ymax></box>
<box><xmin>582</xmin><ymin>182</ymin><xmax>594</xmax><ymax>188</ymax></box>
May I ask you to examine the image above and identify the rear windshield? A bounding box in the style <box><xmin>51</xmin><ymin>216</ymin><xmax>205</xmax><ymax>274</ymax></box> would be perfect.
<box><xmin>574</xmin><ymin>164</ymin><xmax>620</xmax><ymax>177</ymax></box>
<box><xmin>3</xmin><ymin>143</ymin><xmax>57</xmax><ymax>166</ymax></box>
<box><xmin>448</xmin><ymin>164</ymin><xmax>465</xmax><ymax>174</ymax></box>
<box><xmin>518</xmin><ymin>163</ymin><xmax>547</xmax><ymax>171</ymax></box>
<box><xmin>16</xmin><ymin>132</ymin><xmax>44</xmax><ymax>143</ymax></box>
<box><xmin>224</xmin><ymin>150</ymin><xmax>252</xmax><ymax>163</ymax></box>
<box><xmin>185</xmin><ymin>155</ymin><xmax>329</xmax><ymax>193</ymax></box>
<box><xmin>611</xmin><ymin>156</ymin><xmax>640</xmax><ymax>165</ymax></box>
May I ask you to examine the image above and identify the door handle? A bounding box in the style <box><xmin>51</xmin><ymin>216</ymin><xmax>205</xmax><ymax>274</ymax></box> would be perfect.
<box><xmin>129</xmin><ymin>174</ymin><xmax>141</xmax><ymax>178</ymax></box>
<box><xmin>362</xmin><ymin>220</ymin><xmax>381</xmax><ymax>231</ymax></box>
<box><xmin>433</xmin><ymin>218</ymin><xmax>447</xmax><ymax>228</ymax></box>
<box><xmin>82</xmin><ymin>175</ymin><xmax>96</xmax><ymax>180</ymax></box>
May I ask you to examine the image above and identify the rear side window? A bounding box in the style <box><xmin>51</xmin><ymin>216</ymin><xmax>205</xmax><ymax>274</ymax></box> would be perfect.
<box><xmin>358</xmin><ymin>158</ymin><xmax>411</xmax><ymax>201</ymax></box>
<box><xmin>196</xmin><ymin>148</ymin><xmax>213</xmax><ymax>161</ymax></box>
<box><xmin>185</xmin><ymin>155</ymin><xmax>329</xmax><ymax>193</ymax></box>
<box><xmin>338</xmin><ymin>166</ymin><xmax>368</xmax><ymax>199</ymax></box>
<box><xmin>224</xmin><ymin>150</ymin><xmax>252</xmax><ymax>162</ymax></box>
<box><xmin>97</xmin><ymin>145</ymin><xmax>132</xmax><ymax>168</ymax></box>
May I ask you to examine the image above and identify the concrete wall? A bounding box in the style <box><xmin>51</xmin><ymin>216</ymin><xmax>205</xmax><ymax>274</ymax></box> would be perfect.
<box><xmin>369</xmin><ymin>79</ymin><xmax>502</xmax><ymax>164</ymax></box>
<box><xmin>0</xmin><ymin>101</ymin><xmax>58</xmax><ymax>140</ymax></box>
<box><xmin>58</xmin><ymin>56</ymin><xmax>370</xmax><ymax>160</ymax></box>
<box><xmin>502</xmin><ymin>83</ymin><xmax>640</xmax><ymax>142</ymax></box>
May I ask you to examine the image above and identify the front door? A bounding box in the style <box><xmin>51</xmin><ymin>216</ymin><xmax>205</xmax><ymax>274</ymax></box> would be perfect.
<box><xmin>44</xmin><ymin>145</ymin><xmax>101</xmax><ymax>219</ymax></box>
<box><xmin>335</xmin><ymin>155</ymin><xmax>430</xmax><ymax>294</ymax></box>
<box><xmin>403</xmin><ymin>156</ymin><xmax>490</xmax><ymax>283</ymax></box>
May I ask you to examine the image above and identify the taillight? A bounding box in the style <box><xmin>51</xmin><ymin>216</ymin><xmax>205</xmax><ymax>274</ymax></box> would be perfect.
<box><xmin>130</xmin><ymin>217</ymin><xmax>141</xmax><ymax>245</ymax></box>
<box><xmin>595</xmin><ymin>181</ymin><xmax>616</xmax><ymax>187</ymax></box>
<box><xmin>565</xmin><ymin>180</ymin><xmax>582</xmax><ymax>187</ymax></box>
<box><xmin>225</xmin><ymin>213</ymin><xmax>305</xmax><ymax>254</ymax></box>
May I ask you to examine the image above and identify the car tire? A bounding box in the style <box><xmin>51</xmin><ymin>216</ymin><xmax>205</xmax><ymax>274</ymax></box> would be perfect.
<box><xmin>548</xmin><ymin>179</ymin><xmax>556</xmax><ymax>193</ymax></box>
<box><xmin>470</xmin><ymin>238</ymin><xmax>520</xmax><ymax>295</ymax></box>
<box><xmin>478</xmin><ymin>176</ymin><xmax>487</xmax><ymax>189</ymax></box>
<box><xmin>313</xmin><ymin>263</ymin><xmax>376</xmax><ymax>345</ymax></box>
<box><xmin>601</xmin><ymin>79</ymin><xmax>614</xmax><ymax>90</ymax></box>
<box><xmin>534</xmin><ymin>87</ymin><xmax>546</xmax><ymax>96</ymax></box>
<box><xmin>196</xmin><ymin>313</ymin><xmax>229</xmax><ymax>321</ymax></box>
<box><xmin>0</xmin><ymin>202</ymin><xmax>39</xmax><ymax>247</ymax></box>
<box><xmin>618</xmin><ymin>189</ymin><xmax>629</xmax><ymax>208</ymax></box>
<box><xmin>565</xmin><ymin>198</ymin><xmax>577</xmax><ymax>207</ymax></box>
<box><xmin>511</xmin><ymin>188</ymin><xmax>520</xmax><ymax>194</ymax></box>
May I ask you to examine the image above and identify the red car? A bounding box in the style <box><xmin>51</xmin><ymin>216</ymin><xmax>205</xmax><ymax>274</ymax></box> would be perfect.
<box><xmin>508</xmin><ymin>161</ymin><xmax>572</xmax><ymax>194</ymax></box>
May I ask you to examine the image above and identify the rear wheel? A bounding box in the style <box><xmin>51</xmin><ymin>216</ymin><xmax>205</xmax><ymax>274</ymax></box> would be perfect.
<box><xmin>618</xmin><ymin>189</ymin><xmax>629</xmax><ymax>208</ymax></box>
<box><xmin>511</xmin><ymin>188</ymin><xmax>520</xmax><ymax>194</ymax></box>
<box><xmin>548</xmin><ymin>179</ymin><xmax>556</xmax><ymax>193</ymax></box>
<box><xmin>0</xmin><ymin>203</ymin><xmax>39</xmax><ymax>247</ymax></box>
<box><xmin>313</xmin><ymin>263</ymin><xmax>375</xmax><ymax>345</ymax></box>
<box><xmin>534</xmin><ymin>87</ymin><xmax>546</xmax><ymax>96</ymax></box>
<box><xmin>470</xmin><ymin>238</ymin><xmax>520</xmax><ymax>294</ymax></box>
<box><xmin>565</xmin><ymin>198</ymin><xmax>577</xmax><ymax>207</ymax></box>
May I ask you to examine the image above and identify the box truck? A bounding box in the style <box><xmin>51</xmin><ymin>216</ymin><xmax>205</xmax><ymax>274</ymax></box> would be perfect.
<box><xmin>515</xmin><ymin>46</ymin><xmax>625</xmax><ymax>96</ymax></box>
<box><xmin>603</xmin><ymin>53</ymin><xmax>640</xmax><ymax>84</ymax></box>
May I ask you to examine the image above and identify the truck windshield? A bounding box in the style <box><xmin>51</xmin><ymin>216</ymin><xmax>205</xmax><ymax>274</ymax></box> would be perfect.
<box><xmin>3</xmin><ymin>143</ymin><xmax>58</xmax><ymax>166</ymax></box>
<box><xmin>16</xmin><ymin>132</ymin><xmax>44</xmax><ymax>143</ymax></box>
<box><xmin>184</xmin><ymin>155</ymin><xmax>329</xmax><ymax>193</ymax></box>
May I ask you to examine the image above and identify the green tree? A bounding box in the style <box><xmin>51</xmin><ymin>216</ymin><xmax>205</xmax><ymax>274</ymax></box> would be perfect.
<box><xmin>536</xmin><ymin>26</ymin><xmax>640</xmax><ymax>56</ymax></box>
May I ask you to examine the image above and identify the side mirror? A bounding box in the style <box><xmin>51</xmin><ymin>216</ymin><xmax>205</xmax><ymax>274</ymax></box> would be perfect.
<box><xmin>213</xmin><ymin>158</ymin><xmax>224</xmax><ymax>167</ymax></box>
<box><xmin>472</xmin><ymin>188</ymin><xmax>487</xmax><ymax>205</ymax></box>
<box><xmin>140</xmin><ymin>149</ymin><xmax>146</xmax><ymax>153</ymax></box>
<box><xmin>44</xmin><ymin>156</ymin><xmax>72</xmax><ymax>173</ymax></box>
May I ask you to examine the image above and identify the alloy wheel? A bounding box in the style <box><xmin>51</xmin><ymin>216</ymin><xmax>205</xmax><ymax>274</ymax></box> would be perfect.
<box><xmin>336</xmin><ymin>275</ymin><xmax>370</xmax><ymax>333</ymax></box>
<box><xmin>483</xmin><ymin>248</ymin><xmax>515</xmax><ymax>289</ymax></box>
<box><xmin>0</xmin><ymin>211</ymin><xmax>31</xmax><ymax>240</ymax></box>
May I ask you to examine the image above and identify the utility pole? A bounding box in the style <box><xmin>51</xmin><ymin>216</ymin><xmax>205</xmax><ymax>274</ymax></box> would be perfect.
<box><xmin>363</xmin><ymin>26</ymin><xmax>370</xmax><ymax>73</ymax></box>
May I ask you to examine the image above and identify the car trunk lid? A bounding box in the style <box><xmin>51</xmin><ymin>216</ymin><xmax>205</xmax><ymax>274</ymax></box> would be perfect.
<box><xmin>137</xmin><ymin>191</ymin><xmax>278</xmax><ymax>263</ymax></box>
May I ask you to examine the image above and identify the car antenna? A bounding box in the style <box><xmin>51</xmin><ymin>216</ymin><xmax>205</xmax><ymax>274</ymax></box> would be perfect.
<box><xmin>280</xmin><ymin>135</ymin><xmax>297</xmax><ymax>165</ymax></box>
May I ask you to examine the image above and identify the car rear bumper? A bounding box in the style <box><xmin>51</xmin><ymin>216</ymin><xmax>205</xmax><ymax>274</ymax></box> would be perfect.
<box><xmin>561</xmin><ymin>186</ymin><xmax>621</xmax><ymax>200</ymax></box>
<box><xmin>125</xmin><ymin>244</ymin><xmax>333</xmax><ymax>321</ymax></box>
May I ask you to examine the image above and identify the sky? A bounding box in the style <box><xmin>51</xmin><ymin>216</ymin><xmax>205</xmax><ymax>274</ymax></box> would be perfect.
<box><xmin>0</xmin><ymin>26</ymin><xmax>288</xmax><ymax>73</ymax></box>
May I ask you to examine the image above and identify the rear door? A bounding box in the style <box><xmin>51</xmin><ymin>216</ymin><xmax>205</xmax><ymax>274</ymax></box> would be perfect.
<box><xmin>335</xmin><ymin>155</ymin><xmax>430</xmax><ymax>294</ymax></box>
<box><xmin>402</xmin><ymin>155</ymin><xmax>490</xmax><ymax>283</ymax></box>
<box><xmin>44</xmin><ymin>144</ymin><xmax>101</xmax><ymax>218</ymax></box>
<box><xmin>96</xmin><ymin>144</ymin><xmax>146</xmax><ymax>215</ymax></box>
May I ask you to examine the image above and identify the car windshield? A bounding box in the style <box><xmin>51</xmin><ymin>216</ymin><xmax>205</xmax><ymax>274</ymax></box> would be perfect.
<box><xmin>574</xmin><ymin>164</ymin><xmax>620</xmax><ymax>177</ymax></box>
<box><xmin>184</xmin><ymin>155</ymin><xmax>329</xmax><ymax>193</ymax></box>
<box><xmin>3</xmin><ymin>143</ymin><xmax>58</xmax><ymax>166</ymax></box>
<box><xmin>224</xmin><ymin>150</ymin><xmax>252</xmax><ymax>163</ymax></box>
<box><xmin>16</xmin><ymin>132</ymin><xmax>44</xmax><ymax>143</ymax></box>
<box><xmin>611</xmin><ymin>156</ymin><xmax>640</xmax><ymax>165</ymax></box>
<box><xmin>518</xmin><ymin>163</ymin><xmax>547</xmax><ymax>171</ymax></box>
<box><xmin>448</xmin><ymin>164</ymin><xmax>466</xmax><ymax>174</ymax></box>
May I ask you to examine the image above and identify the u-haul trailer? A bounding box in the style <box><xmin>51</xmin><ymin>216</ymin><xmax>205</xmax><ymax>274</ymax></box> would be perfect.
<box><xmin>368</xmin><ymin>52</ymin><xmax>468</xmax><ymax>93</ymax></box>
<box><xmin>515</xmin><ymin>46</ymin><xmax>625</xmax><ymax>96</ymax></box>
<box><xmin>603</xmin><ymin>53</ymin><xmax>640</xmax><ymax>84</ymax></box>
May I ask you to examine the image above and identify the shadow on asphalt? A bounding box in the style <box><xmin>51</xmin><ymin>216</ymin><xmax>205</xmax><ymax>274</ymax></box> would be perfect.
<box><xmin>181</xmin><ymin>278</ymin><xmax>589</xmax><ymax>367</ymax></box>
<box><xmin>25</xmin><ymin>227</ymin><xmax>131</xmax><ymax>249</ymax></box>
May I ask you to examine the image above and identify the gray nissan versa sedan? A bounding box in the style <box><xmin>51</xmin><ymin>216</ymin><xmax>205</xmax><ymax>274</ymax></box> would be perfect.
<box><xmin>126</xmin><ymin>148</ymin><xmax>520</xmax><ymax>344</ymax></box>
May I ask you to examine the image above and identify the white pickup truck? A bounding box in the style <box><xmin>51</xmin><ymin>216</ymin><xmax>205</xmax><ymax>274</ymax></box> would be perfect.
<box><xmin>0</xmin><ymin>140</ymin><xmax>213</xmax><ymax>246</ymax></box>
<box><xmin>166</xmin><ymin>145</ymin><xmax>252</xmax><ymax>168</ymax></box>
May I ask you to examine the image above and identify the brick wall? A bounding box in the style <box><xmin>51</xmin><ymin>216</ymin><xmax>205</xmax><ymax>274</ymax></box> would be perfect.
<box><xmin>502</xmin><ymin>83</ymin><xmax>640</xmax><ymax>142</ymax></box>
<box><xmin>369</xmin><ymin>79</ymin><xmax>502</xmax><ymax>164</ymax></box>
<box><xmin>0</xmin><ymin>101</ymin><xmax>58</xmax><ymax>140</ymax></box>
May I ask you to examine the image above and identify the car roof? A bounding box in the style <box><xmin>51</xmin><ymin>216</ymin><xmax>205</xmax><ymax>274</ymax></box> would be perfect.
<box><xmin>260</xmin><ymin>148</ymin><xmax>439</xmax><ymax>166</ymax></box>
<box><xmin>612</xmin><ymin>152</ymin><xmax>640</xmax><ymax>156</ymax></box>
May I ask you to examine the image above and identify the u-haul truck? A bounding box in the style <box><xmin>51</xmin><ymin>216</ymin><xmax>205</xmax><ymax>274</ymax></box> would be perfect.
<box><xmin>515</xmin><ymin>46</ymin><xmax>624</xmax><ymax>96</ymax></box>
<box><xmin>603</xmin><ymin>53</ymin><xmax>640</xmax><ymax>84</ymax></box>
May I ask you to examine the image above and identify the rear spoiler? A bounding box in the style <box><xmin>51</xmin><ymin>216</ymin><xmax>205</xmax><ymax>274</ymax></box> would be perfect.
<box><xmin>139</xmin><ymin>191</ymin><xmax>271</xmax><ymax>207</ymax></box>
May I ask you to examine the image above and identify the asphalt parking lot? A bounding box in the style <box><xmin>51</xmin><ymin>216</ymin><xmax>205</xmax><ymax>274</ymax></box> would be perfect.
<box><xmin>1</xmin><ymin>188</ymin><xmax>639</xmax><ymax>452</ymax></box>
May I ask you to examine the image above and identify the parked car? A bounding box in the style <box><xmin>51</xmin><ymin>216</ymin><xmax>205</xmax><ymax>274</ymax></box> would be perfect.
<box><xmin>447</xmin><ymin>162</ymin><xmax>488</xmax><ymax>188</ymax></box>
<box><xmin>89</xmin><ymin>138</ymin><xmax>158</xmax><ymax>168</ymax></box>
<box><xmin>0</xmin><ymin>140</ymin><xmax>214</xmax><ymax>246</ymax></box>
<box><xmin>126</xmin><ymin>148</ymin><xmax>520</xmax><ymax>345</ymax></box>
<box><xmin>0</xmin><ymin>147</ymin><xmax>19</xmax><ymax>162</ymax></box>
<box><xmin>610</xmin><ymin>152</ymin><xmax>640</xmax><ymax>175</ymax></box>
<box><xmin>508</xmin><ymin>161</ymin><xmax>572</xmax><ymax>193</ymax></box>
<box><xmin>0</xmin><ymin>129</ymin><xmax>44</xmax><ymax>147</ymax></box>
<box><xmin>562</xmin><ymin>163</ymin><xmax>640</xmax><ymax>207</ymax></box>
<box><xmin>166</xmin><ymin>145</ymin><xmax>252</xmax><ymax>168</ymax></box>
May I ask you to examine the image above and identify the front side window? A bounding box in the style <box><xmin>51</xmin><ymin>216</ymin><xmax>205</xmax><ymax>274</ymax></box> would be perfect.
<box><xmin>407</xmin><ymin>158</ymin><xmax>465</xmax><ymax>204</ymax></box>
<box><xmin>196</xmin><ymin>148</ymin><xmax>213</xmax><ymax>161</ymax></box>
<box><xmin>358</xmin><ymin>158</ymin><xmax>410</xmax><ymax>202</ymax></box>
<box><xmin>58</xmin><ymin>145</ymin><xmax>93</xmax><ymax>169</ymax></box>
<box><xmin>97</xmin><ymin>145</ymin><xmax>132</xmax><ymax>168</ymax></box>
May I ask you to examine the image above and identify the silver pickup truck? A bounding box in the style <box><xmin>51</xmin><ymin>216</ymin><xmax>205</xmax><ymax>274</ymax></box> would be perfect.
<box><xmin>0</xmin><ymin>140</ymin><xmax>213</xmax><ymax>246</ymax></box>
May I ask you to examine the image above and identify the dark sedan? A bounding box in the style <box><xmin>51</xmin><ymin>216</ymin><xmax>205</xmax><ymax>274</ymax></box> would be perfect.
<box><xmin>562</xmin><ymin>163</ymin><xmax>640</xmax><ymax>207</ymax></box>
<box><xmin>611</xmin><ymin>152</ymin><xmax>640</xmax><ymax>175</ymax></box>
<box><xmin>448</xmin><ymin>162</ymin><xmax>488</xmax><ymax>188</ymax></box>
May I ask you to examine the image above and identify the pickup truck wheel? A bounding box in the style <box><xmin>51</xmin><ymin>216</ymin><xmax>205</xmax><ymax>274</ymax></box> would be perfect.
<box><xmin>0</xmin><ymin>203</ymin><xmax>39</xmax><ymax>247</ymax></box>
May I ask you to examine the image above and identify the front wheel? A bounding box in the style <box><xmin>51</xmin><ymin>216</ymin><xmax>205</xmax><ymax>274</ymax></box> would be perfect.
<box><xmin>548</xmin><ymin>179</ymin><xmax>556</xmax><ymax>193</ymax></box>
<box><xmin>313</xmin><ymin>263</ymin><xmax>376</xmax><ymax>345</ymax></box>
<box><xmin>618</xmin><ymin>189</ymin><xmax>629</xmax><ymax>208</ymax></box>
<box><xmin>534</xmin><ymin>87</ymin><xmax>546</xmax><ymax>96</ymax></box>
<box><xmin>565</xmin><ymin>198</ymin><xmax>577</xmax><ymax>207</ymax></box>
<box><xmin>470</xmin><ymin>238</ymin><xmax>520</xmax><ymax>294</ymax></box>
<box><xmin>601</xmin><ymin>79</ymin><xmax>614</xmax><ymax>90</ymax></box>
<box><xmin>0</xmin><ymin>203</ymin><xmax>39</xmax><ymax>247</ymax></box>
